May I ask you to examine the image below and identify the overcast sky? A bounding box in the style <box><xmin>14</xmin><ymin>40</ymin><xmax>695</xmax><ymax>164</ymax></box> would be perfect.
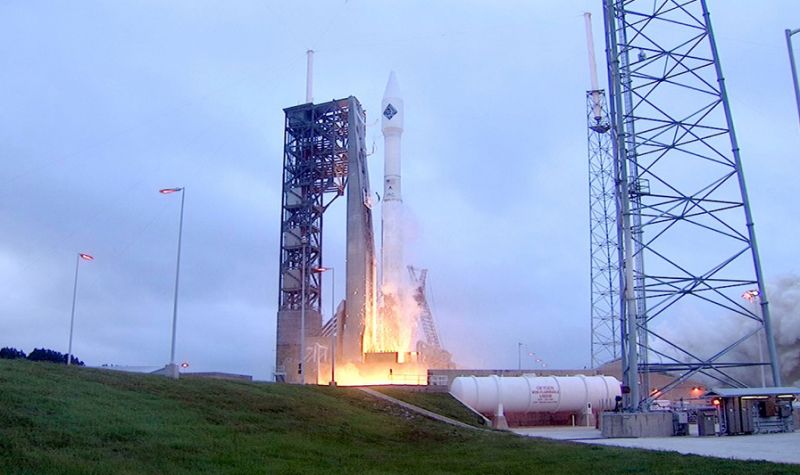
<box><xmin>0</xmin><ymin>1</ymin><xmax>797</xmax><ymax>380</ymax></box>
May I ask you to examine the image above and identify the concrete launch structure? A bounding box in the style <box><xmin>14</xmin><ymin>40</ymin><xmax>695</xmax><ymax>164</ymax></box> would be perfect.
<box><xmin>342</xmin><ymin>97</ymin><xmax>376</xmax><ymax>364</ymax></box>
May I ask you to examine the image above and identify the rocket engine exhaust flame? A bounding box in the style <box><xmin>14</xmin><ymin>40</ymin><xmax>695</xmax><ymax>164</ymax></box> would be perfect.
<box><xmin>317</xmin><ymin>72</ymin><xmax>446</xmax><ymax>387</ymax></box>
<box><xmin>340</xmin><ymin>281</ymin><xmax>427</xmax><ymax>386</ymax></box>
<box><xmin>320</xmin><ymin>358</ymin><xmax>429</xmax><ymax>386</ymax></box>
<box><xmin>364</xmin><ymin>283</ymin><xmax>421</xmax><ymax>354</ymax></box>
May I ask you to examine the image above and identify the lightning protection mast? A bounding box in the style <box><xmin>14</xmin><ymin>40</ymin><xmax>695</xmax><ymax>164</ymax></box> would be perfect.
<box><xmin>585</xmin><ymin>12</ymin><xmax>621</xmax><ymax>369</ymax></box>
<box><xmin>603</xmin><ymin>0</ymin><xmax>782</xmax><ymax>411</ymax></box>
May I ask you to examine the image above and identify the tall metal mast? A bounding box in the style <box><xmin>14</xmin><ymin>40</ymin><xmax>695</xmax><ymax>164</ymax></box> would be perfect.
<box><xmin>585</xmin><ymin>12</ymin><xmax>620</xmax><ymax>369</ymax></box>
<box><xmin>603</xmin><ymin>0</ymin><xmax>782</xmax><ymax>410</ymax></box>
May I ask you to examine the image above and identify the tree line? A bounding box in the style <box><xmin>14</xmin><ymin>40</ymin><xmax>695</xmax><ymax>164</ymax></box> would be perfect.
<box><xmin>0</xmin><ymin>347</ymin><xmax>85</xmax><ymax>366</ymax></box>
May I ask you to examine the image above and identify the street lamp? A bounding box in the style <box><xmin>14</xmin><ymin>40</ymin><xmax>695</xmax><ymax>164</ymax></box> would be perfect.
<box><xmin>742</xmin><ymin>289</ymin><xmax>766</xmax><ymax>387</ymax></box>
<box><xmin>313</xmin><ymin>266</ymin><xmax>336</xmax><ymax>385</ymax></box>
<box><xmin>786</xmin><ymin>28</ymin><xmax>800</xmax><ymax>127</ymax></box>
<box><xmin>67</xmin><ymin>252</ymin><xmax>93</xmax><ymax>366</ymax></box>
<box><xmin>160</xmin><ymin>187</ymin><xmax>185</xmax><ymax>379</ymax></box>
<box><xmin>528</xmin><ymin>351</ymin><xmax>546</xmax><ymax>369</ymax></box>
<box><xmin>299</xmin><ymin>236</ymin><xmax>307</xmax><ymax>384</ymax></box>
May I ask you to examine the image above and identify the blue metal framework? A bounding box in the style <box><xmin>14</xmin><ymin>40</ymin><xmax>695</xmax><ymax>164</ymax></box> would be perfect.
<box><xmin>603</xmin><ymin>0</ymin><xmax>782</xmax><ymax>409</ymax></box>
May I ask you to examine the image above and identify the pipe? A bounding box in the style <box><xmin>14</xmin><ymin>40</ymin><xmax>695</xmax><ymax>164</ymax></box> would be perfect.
<box><xmin>306</xmin><ymin>49</ymin><xmax>314</xmax><ymax>104</ymax></box>
<box><xmin>584</xmin><ymin>12</ymin><xmax>602</xmax><ymax>121</ymax></box>
<box><xmin>786</xmin><ymin>29</ymin><xmax>800</xmax><ymax>128</ymax></box>
<box><xmin>603</xmin><ymin>0</ymin><xmax>641</xmax><ymax>410</ymax></box>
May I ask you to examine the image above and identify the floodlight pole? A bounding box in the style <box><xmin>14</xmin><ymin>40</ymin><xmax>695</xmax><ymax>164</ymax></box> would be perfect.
<box><xmin>67</xmin><ymin>253</ymin><xmax>81</xmax><ymax>366</ymax></box>
<box><xmin>170</xmin><ymin>188</ymin><xmax>185</xmax><ymax>376</ymax></box>
<box><xmin>329</xmin><ymin>267</ymin><xmax>336</xmax><ymax>386</ymax></box>
<box><xmin>743</xmin><ymin>290</ymin><xmax>767</xmax><ymax>387</ymax></box>
<box><xmin>314</xmin><ymin>266</ymin><xmax>336</xmax><ymax>385</ymax></box>
<box><xmin>786</xmin><ymin>28</ymin><xmax>800</xmax><ymax>128</ymax></box>
<box><xmin>160</xmin><ymin>186</ymin><xmax>185</xmax><ymax>379</ymax></box>
<box><xmin>300</xmin><ymin>236</ymin><xmax>307</xmax><ymax>384</ymax></box>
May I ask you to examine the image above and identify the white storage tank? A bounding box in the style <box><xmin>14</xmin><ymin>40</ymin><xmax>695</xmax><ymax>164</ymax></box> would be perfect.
<box><xmin>450</xmin><ymin>374</ymin><xmax>621</xmax><ymax>414</ymax></box>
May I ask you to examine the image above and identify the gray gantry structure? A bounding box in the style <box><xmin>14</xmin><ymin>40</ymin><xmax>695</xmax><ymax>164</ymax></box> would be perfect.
<box><xmin>408</xmin><ymin>266</ymin><xmax>441</xmax><ymax>349</ymax></box>
<box><xmin>602</xmin><ymin>0</ymin><xmax>782</xmax><ymax>410</ymax></box>
<box><xmin>275</xmin><ymin>97</ymin><xmax>371</xmax><ymax>383</ymax></box>
<box><xmin>587</xmin><ymin>88</ymin><xmax>621</xmax><ymax>369</ymax></box>
<box><xmin>408</xmin><ymin>266</ymin><xmax>454</xmax><ymax>369</ymax></box>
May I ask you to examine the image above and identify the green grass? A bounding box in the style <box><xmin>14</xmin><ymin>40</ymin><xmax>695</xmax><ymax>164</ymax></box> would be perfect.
<box><xmin>371</xmin><ymin>386</ymin><xmax>487</xmax><ymax>428</ymax></box>
<box><xmin>1</xmin><ymin>360</ymin><xmax>798</xmax><ymax>474</ymax></box>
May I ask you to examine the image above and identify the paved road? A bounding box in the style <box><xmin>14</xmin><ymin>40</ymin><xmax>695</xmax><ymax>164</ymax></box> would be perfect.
<box><xmin>363</xmin><ymin>391</ymin><xmax>800</xmax><ymax>465</ymax></box>
<box><xmin>359</xmin><ymin>387</ymin><xmax>488</xmax><ymax>431</ymax></box>
<box><xmin>514</xmin><ymin>426</ymin><xmax>800</xmax><ymax>465</ymax></box>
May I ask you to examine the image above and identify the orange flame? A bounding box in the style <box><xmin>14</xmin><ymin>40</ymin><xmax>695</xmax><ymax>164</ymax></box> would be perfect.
<box><xmin>321</xmin><ymin>362</ymin><xmax>428</xmax><ymax>386</ymax></box>
<box><xmin>317</xmin><ymin>282</ymin><xmax>428</xmax><ymax>386</ymax></box>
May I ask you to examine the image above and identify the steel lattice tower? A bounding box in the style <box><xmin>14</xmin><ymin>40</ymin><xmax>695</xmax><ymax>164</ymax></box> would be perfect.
<box><xmin>603</xmin><ymin>0</ymin><xmax>782</xmax><ymax>409</ymax></box>
<box><xmin>275</xmin><ymin>98</ymin><xmax>356</xmax><ymax>383</ymax></box>
<box><xmin>408</xmin><ymin>266</ymin><xmax>442</xmax><ymax>349</ymax></box>
<box><xmin>588</xmin><ymin>89</ymin><xmax>621</xmax><ymax>368</ymax></box>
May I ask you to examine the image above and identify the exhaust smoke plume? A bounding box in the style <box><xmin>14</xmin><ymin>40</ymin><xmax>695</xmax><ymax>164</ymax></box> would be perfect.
<box><xmin>364</xmin><ymin>280</ymin><xmax>422</xmax><ymax>354</ymax></box>
<box><xmin>771</xmin><ymin>275</ymin><xmax>800</xmax><ymax>386</ymax></box>
<box><xmin>656</xmin><ymin>275</ymin><xmax>800</xmax><ymax>387</ymax></box>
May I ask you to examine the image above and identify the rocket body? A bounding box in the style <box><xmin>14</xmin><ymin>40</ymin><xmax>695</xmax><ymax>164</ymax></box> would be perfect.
<box><xmin>381</xmin><ymin>72</ymin><xmax>404</xmax><ymax>291</ymax></box>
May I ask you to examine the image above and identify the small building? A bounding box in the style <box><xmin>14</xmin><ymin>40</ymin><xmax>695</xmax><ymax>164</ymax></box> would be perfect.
<box><xmin>705</xmin><ymin>387</ymin><xmax>799</xmax><ymax>435</ymax></box>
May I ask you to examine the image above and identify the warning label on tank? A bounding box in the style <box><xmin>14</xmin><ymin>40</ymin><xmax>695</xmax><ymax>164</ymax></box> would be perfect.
<box><xmin>531</xmin><ymin>385</ymin><xmax>558</xmax><ymax>403</ymax></box>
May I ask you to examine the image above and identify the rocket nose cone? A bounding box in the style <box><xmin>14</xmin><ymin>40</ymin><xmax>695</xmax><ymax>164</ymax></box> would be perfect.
<box><xmin>382</xmin><ymin>71</ymin><xmax>404</xmax><ymax>132</ymax></box>
<box><xmin>383</xmin><ymin>71</ymin><xmax>402</xmax><ymax>100</ymax></box>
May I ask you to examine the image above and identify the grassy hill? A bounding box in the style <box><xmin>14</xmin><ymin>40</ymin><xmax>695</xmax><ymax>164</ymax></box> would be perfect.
<box><xmin>0</xmin><ymin>360</ymin><xmax>797</xmax><ymax>474</ymax></box>
<box><xmin>371</xmin><ymin>386</ymin><xmax>487</xmax><ymax>428</ymax></box>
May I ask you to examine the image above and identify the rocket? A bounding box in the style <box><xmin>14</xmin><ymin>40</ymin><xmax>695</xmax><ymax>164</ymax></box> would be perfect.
<box><xmin>381</xmin><ymin>71</ymin><xmax>404</xmax><ymax>292</ymax></box>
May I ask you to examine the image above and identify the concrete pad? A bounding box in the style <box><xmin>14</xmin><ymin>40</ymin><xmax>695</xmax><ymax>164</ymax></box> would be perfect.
<box><xmin>602</xmin><ymin>411</ymin><xmax>673</xmax><ymax>437</ymax></box>
<box><xmin>514</xmin><ymin>427</ymin><xmax>800</xmax><ymax>465</ymax></box>
<box><xmin>514</xmin><ymin>426</ymin><xmax>605</xmax><ymax>440</ymax></box>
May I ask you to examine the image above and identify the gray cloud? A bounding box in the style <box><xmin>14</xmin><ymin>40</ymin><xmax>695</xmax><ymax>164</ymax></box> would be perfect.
<box><xmin>0</xmin><ymin>1</ymin><xmax>797</xmax><ymax>380</ymax></box>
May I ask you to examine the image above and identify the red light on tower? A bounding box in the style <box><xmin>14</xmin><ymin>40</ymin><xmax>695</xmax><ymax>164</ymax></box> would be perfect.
<box><xmin>79</xmin><ymin>253</ymin><xmax>94</xmax><ymax>261</ymax></box>
<box><xmin>159</xmin><ymin>187</ymin><xmax>183</xmax><ymax>194</ymax></box>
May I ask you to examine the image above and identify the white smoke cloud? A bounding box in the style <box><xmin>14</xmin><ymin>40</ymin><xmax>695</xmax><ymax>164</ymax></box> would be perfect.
<box><xmin>382</xmin><ymin>279</ymin><xmax>422</xmax><ymax>353</ymax></box>
<box><xmin>654</xmin><ymin>275</ymin><xmax>800</xmax><ymax>387</ymax></box>
<box><xmin>771</xmin><ymin>275</ymin><xmax>800</xmax><ymax>386</ymax></box>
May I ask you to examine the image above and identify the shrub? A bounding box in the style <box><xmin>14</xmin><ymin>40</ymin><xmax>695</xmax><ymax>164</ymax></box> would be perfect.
<box><xmin>0</xmin><ymin>347</ymin><xmax>27</xmax><ymax>360</ymax></box>
<box><xmin>26</xmin><ymin>348</ymin><xmax>84</xmax><ymax>366</ymax></box>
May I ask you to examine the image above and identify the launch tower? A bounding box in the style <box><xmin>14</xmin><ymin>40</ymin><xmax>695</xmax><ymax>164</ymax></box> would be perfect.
<box><xmin>585</xmin><ymin>12</ymin><xmax>621</xmax><ymax>369</ymax></box>
<box><xmin>603</xmin><ymin>0</ymin><xmax>782</xmax><ymax>410</ymax></box>
<box><xmin>275</xmin><ymin>97</ymin><xmax>371</xmax><ymax>383</ymax></box>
